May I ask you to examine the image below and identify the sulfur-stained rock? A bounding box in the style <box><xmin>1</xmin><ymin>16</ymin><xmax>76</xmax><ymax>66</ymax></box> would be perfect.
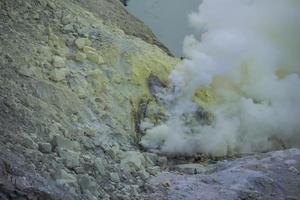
<box><xmin>62</xmin><ymin>14</ymin><xmax>74</xmax><ymax>25</ymax></box>
<box><xmin>67</xmin><ymin>76</ymin><xmax>89</xmax><ymax>98</ymax></box>
<box><xmin>120</xmin><ymin>151</ymin><xmax>146</xmax><ymax>171</ymax></box>
<box><xmin>138</xmin><ymin>169</ymin><xmax>150</xmax><ymax>180</ymax></box>
<box><xmin>17</xmin><ymin>66</ymin><xmax>37</xmax><ymax>77</ymax></box>
<box><xmin>56</xmin><ymin>169</ymin><xmax>78</xmax><ymax>190</ymax></box>
<box><xmin>75</xmin><ymin>52</ymin><xmax>87</xmax><ymax>62</ymax></box>
<box><xmin>74</xmin><ymin>167</ymin><xmax>85</xmax><ymax>174</ymax></box>
<box><xmin>110</xmin><ymin>172</ymin><xmax>120</xmax><ymax>182</ymax></box>
<box><xmin>37</xmin><ymin>45</ymin><xmax>52</xmax><ymax>61</ymax></box>
<box><xmin>58</xmin><ymin>149</ymin><xmax>80</xmax><ymax>169</ymax></box>
<box><xmin>125</xmin><ymin>50</ymin><xmax>178</xmax><ymax>96</ymax></box>
<box><xmin>94</xmin><ymin>157</ymin><xmax>106</xmax><ymax>176</ymax></box>
<box><xmin>146</xmin><ymin>166</ymin><xmax>161</xmax><ymax>176</ymax></box>
<box><xmin>17</xmin><ymin>134</ymin><xmax>37</xmax><ymax>149</ymax></box>
<box><xmin>49</xmin><ymin>68</ymin><xmax>69</xmax><ymax>82</ymax></box>
<box><xmin>55</xmin><ymin>47</ymin><xmax>69</xmax><ymax>57</ymax></box>
<box><xmin>48</xmin><ymin>31</ymin><xmax>67</xmax><ymax>50</ymax></box>
<box><xmin>107</xmin><ymin>145</ymin><xmax>122</xmax><ymax>160</ymax></box>
<box><xmin>82</xmin><ymin>46</ymin><xmax>97</xmax><ymax>53</ymax></box>
<box><xmin>81</xmin><ymin>137</ymin><xmax>95</xmax><ymax>150</ymax></box>
<box><xmin>24</xmin><ymin>149</ymin><xmax>43</xmax><ymax>162</ymax></box>
<box><xmin>86</xmin><ymin>51</ymin><xmax>104</xmax><ymax>64</ymax></box>
<box><xmin>78</xmin><ymin>174</ymin><xmax>98</xmax><ymax>194</ymax></box>
<box><xmin>81</xmin><ymin>154</ymin><xmax>93</xmax><ymax>163</ymax></box>
<box><xmin>52</xmin><ymin>135</ymin><xmax>81</xmax><ymax>151</ymax></box>
<box><xmin>33</xmin><ymin>13</ymin><xmax>40</xmax><ymax>20</ymax></box>
<box><xmin>52</xmin><ymin>55</ymin><xmax>66</xmax><ymax>68</ymax></box>
<box><xmin>145</xmin><ymin>101</ymin><xmax>168</xmax><ymax>123</ymax></box>
<box><xmin>142</xmin><ymin>153</ymin><xmax>156</xmax><ymax>167</ymax></box>
<box><xmin>47</xmin><ymin>1</ymin><xmax>56</xmax><ymax>9</ymax></box>
<box><xmin>63</xmin><ymin>24</ymin><xmax>74</xmax><ymax>33</ymax></box>
<box><xmin>77</xmin><ymin>27</ymin><xmax>90</xmax><ymax>38</ymax></box>
<box><xmin>75</xmin><ymin>38</ymin><xmax>92</xmax><ymax>49</ymax></box>
<box><xmin>84</xmin><ymin>127</ymin><xmax>97</xmax><ymax>137</ymax></box>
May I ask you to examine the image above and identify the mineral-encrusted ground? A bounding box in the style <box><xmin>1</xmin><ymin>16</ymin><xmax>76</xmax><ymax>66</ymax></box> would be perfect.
<box><xmin>0</xmin><ymin>0</ymin><xmax>299</xmax><ymax>200</ymax></box>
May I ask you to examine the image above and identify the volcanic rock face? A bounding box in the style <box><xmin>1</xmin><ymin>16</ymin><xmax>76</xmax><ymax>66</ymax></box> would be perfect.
<box><xmin>0</xmin><ymin>0</ymin><xmax>299</xmax><ymax>200</ymax></box>
<box><xmin>0</xmin><ymin>0</ymin><xmax>176</xmax><ymax>199</ymax></box>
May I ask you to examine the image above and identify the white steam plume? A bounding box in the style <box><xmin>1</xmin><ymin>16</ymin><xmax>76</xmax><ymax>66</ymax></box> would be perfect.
<box><xmin>141</xmin><ymin>0</ymin><xmax>300</xmax><ymax>156</ymax></box>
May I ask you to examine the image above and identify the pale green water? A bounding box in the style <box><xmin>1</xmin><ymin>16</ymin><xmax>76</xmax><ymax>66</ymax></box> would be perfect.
<box><xmin>127</xmin><ymin>0</ymin><xmax>202</xmax><ymax>56</ymax></box>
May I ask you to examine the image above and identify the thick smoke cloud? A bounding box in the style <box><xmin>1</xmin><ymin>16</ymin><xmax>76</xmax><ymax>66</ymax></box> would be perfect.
<box><xmin>141</xmin><ymin>0</ymin><xmax>300</xmax><ymax>156</ymax></box>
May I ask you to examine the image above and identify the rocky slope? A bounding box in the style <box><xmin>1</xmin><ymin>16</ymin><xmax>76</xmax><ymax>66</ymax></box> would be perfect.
<box><xmin>0</xmin><ymin>0</ymin><xmax>299</xmax><ymax>200</ymax></box>
<box><xmin>0</xmin><ymin>0</ymin><xmax>177</xmax><ymax>199</ymax></box>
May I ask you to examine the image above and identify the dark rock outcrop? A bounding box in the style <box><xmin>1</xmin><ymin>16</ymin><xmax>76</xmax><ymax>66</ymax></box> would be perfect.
<box><xmin>119</xmin><ymin>0</ymin><xmax>129</xmax><ymax>6</ymax></box>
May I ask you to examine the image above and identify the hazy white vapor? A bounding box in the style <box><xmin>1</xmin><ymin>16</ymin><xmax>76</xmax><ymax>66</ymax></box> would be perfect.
<box><xmin>141</xmin><ymin>0</ymin><xmax>300</xmax><ymax>156</ymax></box>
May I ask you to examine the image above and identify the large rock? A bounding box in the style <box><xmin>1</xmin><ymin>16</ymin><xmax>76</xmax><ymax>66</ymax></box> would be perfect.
<box><xmin>55</xmin><ymin>169</ymin><xmax>78</xmax><ymax>190</ymax></box>
<box><xmin>58</xmin><ymin>149</ymin><xmax>81</xmax><ymax>169</ymax></box>
<box><xmin>94</xmin><ymin>157</ymin><xmax>107</xmax><ymax>176</ymax></box>
<box><xmin>78</xmin><ymin>174</ymin><xmax>98</xmax><ymax>194</ymax></box>
<box><xmin>75</xmin><ymin>38</ymin><xmax>92</xmax><ymax>49</ymax></box>
<box><xmin>49</xmin><ymin>68</ymin><xmax>70</xmax><ymax>82</ymax></box>
<box><xmin>120</xmin><ymin>151</ymin><xmax>146</xmax><ymax>171</ymax></box>
<box><xmin>52</xmin><ymin>135</ymin><xmax>81</xmax><ymax>151</ymax></box>
<box><xmin>38</xmin><ymin>142</ymin><xmax>52</xmax><ymax>153</ymax></box>
<box><xmin>52</xmin><ymin>56</ymin><xmax>66</xmax><ymax>68</ymax></box>
<box><xmin>119</xmin><ymin>150</ymin><xmax>156</xmax><ymax>174</ymax></box>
